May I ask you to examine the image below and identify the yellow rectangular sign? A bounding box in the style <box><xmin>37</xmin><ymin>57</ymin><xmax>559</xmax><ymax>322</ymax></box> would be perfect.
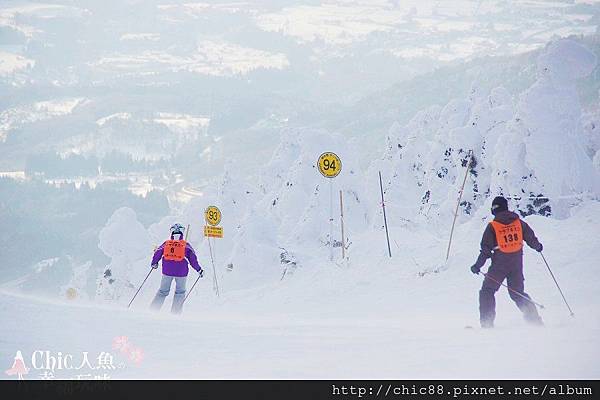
<box><xmin>204</xmin><ymin>225</ymin><xmax>223</xmax><ymax>238</ymax></box>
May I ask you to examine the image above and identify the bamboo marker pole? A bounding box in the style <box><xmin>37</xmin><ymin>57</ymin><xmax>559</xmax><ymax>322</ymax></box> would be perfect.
<box><xmin>339</xmin><ymin>190</ymin><xmax>346</xmax><ymax>260</ymax></box>
<box><xmin>445</xmin><ymin>151</ymin><xmax>473</xmax><ymax>262</ymax></box>
<box><xmin>378</xmin><ymin>171</ymin><xmax>392</xmax><ymax>258</ymax></box>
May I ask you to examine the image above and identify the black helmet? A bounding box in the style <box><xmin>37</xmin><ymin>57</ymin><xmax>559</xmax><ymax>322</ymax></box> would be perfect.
<box><xmin>491</xmin><ymin>196</ymin><xmax>508</xmax><ymax>216</ymax></box>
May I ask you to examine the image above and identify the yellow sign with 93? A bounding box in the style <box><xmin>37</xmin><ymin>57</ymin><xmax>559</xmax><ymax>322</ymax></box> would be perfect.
<box><xmin>204</xmin><ymin>205</ymin><xmax>222</xmax><ymax>226</ymax></box>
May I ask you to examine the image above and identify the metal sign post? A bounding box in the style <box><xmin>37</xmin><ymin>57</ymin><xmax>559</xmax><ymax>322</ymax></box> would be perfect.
<box><xmin>317</xmin><ymin>152</ymin><xmax>342</xmax><ymax>262</ymax></box>
<box><xmin>204</xmin><ymin>206</ymin><xmax>223</xmax><ymax>297</ymax></box>
<box><xmin>339</xmin><ymin>190</ymin><xmax>346</xmax><ymax>260</ymax></box>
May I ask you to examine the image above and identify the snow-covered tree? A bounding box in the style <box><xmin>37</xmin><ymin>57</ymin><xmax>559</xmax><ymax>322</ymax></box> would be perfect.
<box><xmin>380</xmin><ymin>38</ymin><xmax>599</xmax><ymax>227</ymax></box>
<box><xmin>96</xmin><ymin>207</ymin><xmax>151</xmax><ymax>303</ymax></box>
<box><xmin>492</xmin><ymin>39</ymin><xmax>600</xmax><ymax>218</ymax></box>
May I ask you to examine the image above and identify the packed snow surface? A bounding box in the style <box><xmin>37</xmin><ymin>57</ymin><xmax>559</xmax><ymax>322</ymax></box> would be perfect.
<box><xmin>1</xmin><ymin>202</ymin><xmax>599</xmax><ymax>379</ymax></box>
<box><xmin>1</xmin><ymin>0</ymin><xmax>600</xmax><ymax>381</ymax></box>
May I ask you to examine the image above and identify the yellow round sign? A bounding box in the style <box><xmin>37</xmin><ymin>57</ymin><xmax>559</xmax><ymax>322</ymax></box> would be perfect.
<box><xmin>205</xmin><ymin>206</ymin><xmax>222</xmax><ymax>226</ymax></box>
<box><xmin>317</xmin><ymin>152</ymin><xmax>342</xmax><ymax>178</ymax></box>
<box><xmin>66</xmin><ymin>287</ymin><xmax>77</xmax><ymax>300</ymax></box>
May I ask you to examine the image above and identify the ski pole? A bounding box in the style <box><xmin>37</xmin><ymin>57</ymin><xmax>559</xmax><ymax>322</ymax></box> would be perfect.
<box><xmin>182</xmin><ymin>225</ymin><xmax>206</xmax><ymax>304</ymax></box>
<box><xmin>481</xmin><ymin>272</ymin><xmax>545</xmax><ymax>310</ymax></box>
<box><xmin>540</xmin><ymin>252</ymin><xmax>574</xmax><ymax>317</ymax></box>
<box><xmin>127</xmin><ymin>268</ymin><xmax>154</xmax><ymax>308</ymax></box>
<box><xmin>181</xmin><ymin>223</ymin><xmax>198</xmax><ymax>303</ymax></box>
<box><xmin>183</xmin><ymin>271</ymin><xmax>202</xmax><ymax>303</ymax></box>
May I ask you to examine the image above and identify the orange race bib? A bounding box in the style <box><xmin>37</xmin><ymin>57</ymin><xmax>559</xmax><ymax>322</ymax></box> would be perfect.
<box><xmin>163</xmin><ymin>240</ymin><xmax>186</xmax><ymax>261</ymax></box>
<box><xmin>490</xmin><ymin>220</ymin><xmax>523</xmax><ymax>253</ymax></box>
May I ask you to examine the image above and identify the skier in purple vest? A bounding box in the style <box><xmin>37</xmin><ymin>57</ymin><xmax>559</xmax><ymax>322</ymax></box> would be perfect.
<box><xmin>150</xmin><ymin>223</ymin><xmax>203</xmax><ymax>314</ymax></box>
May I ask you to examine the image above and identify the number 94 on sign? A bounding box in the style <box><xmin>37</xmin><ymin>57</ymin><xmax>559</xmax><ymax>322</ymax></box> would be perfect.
<box><xmin>317</xmin><ymin>152</ymin><xmax>342</xmax><ymax>178</ymax></box>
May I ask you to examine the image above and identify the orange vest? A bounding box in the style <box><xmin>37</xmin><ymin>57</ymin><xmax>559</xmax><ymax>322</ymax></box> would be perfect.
<box><xmin>490</xmin><ymin>220</ymin><xmax>523</xmax><ymax>253</ymax></box>
<box><xmin>163</xmin><ymin>240</ymin><xmax>186</xmax><ymax>261</ymax></box>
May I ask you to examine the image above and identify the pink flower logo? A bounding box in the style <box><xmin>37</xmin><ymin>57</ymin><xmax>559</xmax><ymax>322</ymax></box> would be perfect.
<box><xmin>112</xmin><ymin>336</ymin><xmax>144</xmax><ymax>366</ymax></box>
<box><xmin>112</xmin><ymin>336</ymin><xmax>131</xmax><ymax>355</ymax></box>
<box><xmin>128</xmin><ymin>347</ymin><xmax>144</xmax><ymax>365</ymax></box>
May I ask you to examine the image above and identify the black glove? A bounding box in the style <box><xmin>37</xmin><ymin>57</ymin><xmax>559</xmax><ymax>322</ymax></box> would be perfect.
<box><xmin>470</xmin><ymin>265</ymin><xmax>481</xmax><ymax>275</ymax></box>
<box><xmin>151</xmin><ymin>263</ymin><xmax>159</xmax><ymax>269</ymax></box>
<box><xmin>198</xmin><ymin>269</ymin><xmax>204</xmax><ymax>278</ymax></box>
<box><xmin>536</xmin><ymin>243</ymin><xmax>543</xmax><ymax>252</ymax></box>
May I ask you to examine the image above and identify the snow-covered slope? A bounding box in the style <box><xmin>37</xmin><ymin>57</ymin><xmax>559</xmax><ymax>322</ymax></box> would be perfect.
<box><xmin>1</xmin><ymin>201</ymin><xmax>599</xmax><ymax>379</ymax></box>
<box><xmin>2</xmin><ymin>0</ymin><xmax>600</xmax><ymax>380</ymax></box>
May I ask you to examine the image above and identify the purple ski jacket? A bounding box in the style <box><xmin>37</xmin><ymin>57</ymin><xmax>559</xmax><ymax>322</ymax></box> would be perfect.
<box><xmin>151</xmin><ymin>239</ymin><xmax>202</xmax><ymax>277</ymax></box>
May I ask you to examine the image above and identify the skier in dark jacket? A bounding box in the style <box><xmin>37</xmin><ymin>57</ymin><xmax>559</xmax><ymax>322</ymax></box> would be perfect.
<box><xmin>470</xmin><ymin>196</ymin><xmax>544</xmax><ymax>328</ymax></box>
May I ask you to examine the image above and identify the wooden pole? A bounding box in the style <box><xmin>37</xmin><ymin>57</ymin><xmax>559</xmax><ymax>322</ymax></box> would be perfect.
<box><xmin>339</xmin><ymin>190</ymin><xmax>346</xmax><ymax>260</ymax></box>
<box><xmin>445</xmin><ymin>151</ymin><xmax>473</xmax><ymax>261</ymax></box>
<box><xmin>378</xmin><ymin>171</ymin><xmax>392</xmax><ymax>258</ymax></box>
